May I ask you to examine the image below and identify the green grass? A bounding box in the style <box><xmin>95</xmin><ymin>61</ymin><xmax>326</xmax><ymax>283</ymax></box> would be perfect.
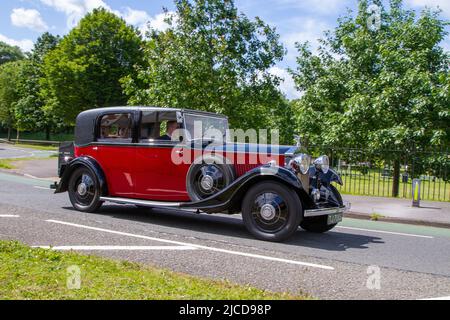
<box><xmin>0</xmin><ymin>156</ymin><xmax>57</xmax><ymax>170</ymax></box>
<box><xmin>336</xmin><ymin>169</ymin><xmax>450</xmax><ymax>202</ymax></box>
<box><xmin>0</xmin><ymin>160</ymin><xmax>15</xmax><ymax>169</ymax></box>
<box><xmin>0</xmin><ymin>241</ymin><xmax>307</xmax><ymax>300</ymax></box>
<box><xmin>13</xmin><ymin>143</ymin><xmax>58</xmax><ymax>151</ymax></box>
<box><xmin>0</xmin><ymin>132</ymin><xmax>74</xmax><ymax>142</ymax></box>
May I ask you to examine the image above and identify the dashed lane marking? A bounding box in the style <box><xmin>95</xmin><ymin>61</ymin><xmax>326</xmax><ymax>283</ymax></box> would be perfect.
<box><xmin>46</xmin><ymin>219</ymin><xmax>335</xmax><ymax>270</ymax></box>
<box><xmin>336</xmin><ymin>226</ymin><xmax>434</xmax><ymax>239</ymax></box>
<box><xmin>34</xmin><ymin>245</ymin><xmax>198</xmax><ymax>251</ymax></box>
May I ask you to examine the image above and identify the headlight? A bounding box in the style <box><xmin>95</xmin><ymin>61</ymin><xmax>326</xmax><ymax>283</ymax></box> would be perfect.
<box><xmin>314</xmin><ymin>155</ymin><xmax>330</xmax><ymax>174</ymax></box>
<box><xmin>289</xmin><ymin>154</ymin><xmax>311</xmax><ymax>175</ymax></box>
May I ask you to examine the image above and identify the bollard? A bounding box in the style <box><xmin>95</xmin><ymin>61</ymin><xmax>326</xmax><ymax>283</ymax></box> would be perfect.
<box><xmin>412</xmin><ymin>179</ymin><xmax>421</xmax><ymax>207</ymax></box>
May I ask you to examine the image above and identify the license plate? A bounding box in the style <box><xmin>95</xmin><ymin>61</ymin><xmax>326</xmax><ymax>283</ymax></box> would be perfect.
<box><xmin>327</xmin><ymin>213</ymin><xmax>343</xmax><ymax>225</ymax></box>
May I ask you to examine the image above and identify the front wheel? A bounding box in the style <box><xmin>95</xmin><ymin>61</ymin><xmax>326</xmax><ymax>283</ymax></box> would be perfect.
<box><xmin>241</xmin><ymin>181</ymin><xmax>302</xmax><ymax>242</ymax></box>
<box><xmin>68</xmin><ymin>166</ymin><xmax>103</xmax><ymax>212</ymax></box>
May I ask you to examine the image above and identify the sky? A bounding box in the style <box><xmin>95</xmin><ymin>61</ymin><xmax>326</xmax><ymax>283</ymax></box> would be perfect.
<box><xmin>1</xmin><ymin>0</ymin><xmax>449</xmax><ymax>99</ymax></box>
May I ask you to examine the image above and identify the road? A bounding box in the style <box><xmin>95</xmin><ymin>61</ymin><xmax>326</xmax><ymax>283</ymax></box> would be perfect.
<box><xmin>0</xmin><ymin>143</ymin><xmax>56</xmax><ymax>159</ymax></box>
<box><xmin>0</xmin><ymin>172</ymin><xmax>450</xmax><ymax>300</ymax></box>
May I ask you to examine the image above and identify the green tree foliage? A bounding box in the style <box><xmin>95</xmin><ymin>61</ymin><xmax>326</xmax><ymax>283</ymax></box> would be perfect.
<box><xmin>0</xmin><ymin>42</ymin><xmax>24</xmax><ymax>65</ymax></box>
<box><xmin>290</xmin><ymin>0</ymin><xmax>449</xmax><ymax>152</ymax></box>
<box><xmin>42</xmin><ymin>8</ymin><xmax>144</xmax><ymax>124</ymax></box>
<box><xmin>0</xmin><ymin>61</ymin><xmax>23</xmax><ymax>138</ymax></box>
<box><xmin>122</xmin><ymin>0</ymin><xmax>289</xmax><ymax>136</ymax></box>
<box><xmin>14</xmin><ymin>33</ymin><xmax>60</xmax><ymax>135</ymax></box>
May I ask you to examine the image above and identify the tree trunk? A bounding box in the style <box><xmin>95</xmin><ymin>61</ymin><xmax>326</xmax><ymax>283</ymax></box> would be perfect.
<box><xmin>392</xmin><ymin>159</ymin><xmax>400</xmax><ymax>198</ymax></box>
<box><xmin>7</xmin><ymin>127</ymin><xmax>11</xmax><ymax>141</ymax></box>
<box><xmin>45</xmin><ymin>126</ymin><xmax>50</xmax><ymax>140</ymax></box>
<box><xmin>16</xmin><ymin>129</ymin><xmax>20</xmax><ymax>142</ymax></box>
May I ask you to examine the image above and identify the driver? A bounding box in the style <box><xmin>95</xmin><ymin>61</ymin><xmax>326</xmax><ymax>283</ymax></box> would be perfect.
<box><xmin>159</xmin><ymin>121</ymin><xmax>179</xmax><ymax>141</ymax></box>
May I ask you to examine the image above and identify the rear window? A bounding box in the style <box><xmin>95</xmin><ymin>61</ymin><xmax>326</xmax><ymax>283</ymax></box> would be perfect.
<box><xmin>98</xmin><ymin>113</ymin><xmax>132</xmax><ymax>142</ymax></box>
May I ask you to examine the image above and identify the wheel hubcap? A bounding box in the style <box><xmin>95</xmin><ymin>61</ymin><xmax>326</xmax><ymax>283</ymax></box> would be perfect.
<box><xmin>251</xmin><ymin>192</ymin><xmax>289</xmax><ymax>233</ymax></box>
<box><xmin>200</xmin><ymin>175</ymin><xmax>214</xmax><ymax>191</ymax></box>
<box><xmin>260</xmin><ymin>204</ymin><xmax>276</xmax><ymax>220</ymax></box>
<box><xmin>77</xmin><ymin>182</ymin><xmax>87</xmax><ymax>196</ymax></box>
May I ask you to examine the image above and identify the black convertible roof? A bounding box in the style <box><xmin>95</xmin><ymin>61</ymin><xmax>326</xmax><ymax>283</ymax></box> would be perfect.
<box><xmin>74</xmin><ymin>106</ymin><xmax>227</xmax><ymax>146</ymax></box>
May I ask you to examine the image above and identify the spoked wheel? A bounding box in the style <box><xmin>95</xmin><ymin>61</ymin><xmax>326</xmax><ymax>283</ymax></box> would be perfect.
<box><xmin>68</xmin><ymin>167</ymin><xmax>103</xmax><ymax>212</ymax></box>
<box><xmin>186</xmin><ymin>158</ymin><xmax>235</xmax><ymax>201</ymax></box>
<box><xmin>242</xmin><ymin>181</ymin><xmax>302</xmax><ymax>242</ymax></box>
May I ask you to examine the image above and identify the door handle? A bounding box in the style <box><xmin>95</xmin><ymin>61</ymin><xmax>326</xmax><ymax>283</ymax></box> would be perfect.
<box><xmin>175</xmin><ymin>150</ymin><xmax>184</xmax><ymax>155</ymax></box>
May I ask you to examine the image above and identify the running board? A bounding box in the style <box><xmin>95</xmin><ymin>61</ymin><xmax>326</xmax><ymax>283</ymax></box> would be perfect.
<box><xmin>100</xmin><ymin>196</ymin><xmax>186</xmax><ymax>208</ymax></box>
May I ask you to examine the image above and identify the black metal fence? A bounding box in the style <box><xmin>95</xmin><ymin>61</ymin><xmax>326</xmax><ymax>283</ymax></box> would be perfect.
<box><xmin>308</xmin><ymin>146</ymin><xmax>449</xmax><ymax>202</ymax></box>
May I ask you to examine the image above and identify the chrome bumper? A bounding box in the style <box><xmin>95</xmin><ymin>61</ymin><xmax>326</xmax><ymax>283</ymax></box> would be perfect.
<box><xmin>304</xmin><ymin>202</ymin><xmax>351</xmax><ymax>218</ymax></box>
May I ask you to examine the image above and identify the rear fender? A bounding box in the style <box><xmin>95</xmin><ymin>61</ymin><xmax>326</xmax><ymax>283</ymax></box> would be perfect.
<box><xmin>55</xmin><ymin>156</ymin><xmax>108</xmax><ymax>195</ymax></box>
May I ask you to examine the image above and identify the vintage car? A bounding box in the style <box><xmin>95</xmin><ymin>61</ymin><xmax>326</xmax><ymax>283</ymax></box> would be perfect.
<box><xmin>53</xmin><ymin>106</ymin><xmax>348</xmax><ymax>242</ymax></box>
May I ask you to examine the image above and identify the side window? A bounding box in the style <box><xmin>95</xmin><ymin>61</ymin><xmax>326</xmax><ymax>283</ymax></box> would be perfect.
<box><xmin>140</xmin><ymin>111</ymin><xmax>184</xmax><ymax>143</ymax></box>
<box><xmin>99</xmin><ymin>113</ymin><xmax>132</xmax><ymax>142</ymax></box>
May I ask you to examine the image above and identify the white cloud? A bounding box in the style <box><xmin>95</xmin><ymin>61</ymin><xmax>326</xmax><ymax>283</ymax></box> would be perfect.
<box><xmin>407</xmin><ymin>0</ymin><xmax>450</xmax><ymax>17</ymax></box>
<box><xmin>0</xmin><ymin>34</ymin><xmax>34</xmax><ymax>52</ymax></box>
<box><xmin>281</xmin><ymin>17</ymin><xmax>330</xmax><ymax>64</ymax></box>
<box><xmin>40</xmin><ymin>0</ymin><xmax>112</xmax><ymax>28</ymax></box>
<box><xmin>40</xmin><ymin>1</ymin><xmax>173</xmax><ymax>34</ymax></box>
<box><xmin>272</xmin><ymin>0</ymin><xmax>349</xmax><ymax>15</ymax></box>
<box><xmin>11</xmin><ymin>8</ymin><xmax>49</xmax><ymax>32</ymax></box>
<box><xmin>121</xmin><ymin>7</ymin><xmax>173</xmax><ymax>35</ymax></box>
<box><xmin>269</xmin><ymin>66</ymin><xmax>302</xmax><ymax>99</ymax></box>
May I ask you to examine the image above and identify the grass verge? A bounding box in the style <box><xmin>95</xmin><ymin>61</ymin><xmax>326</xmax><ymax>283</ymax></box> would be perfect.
<box><xmin>0</xmin><ymin>156</ymin><xmax>57</xmax><ymax>170</ymax></box>
<box><xmin>13</xmin><ymin>143</ymin><xmax>58</xmax><ymax>151</ymax></box>
<box><xmin>0</xmin><ymin>241</ymin><xmax>308</xmax><ymax>300</ymax></box>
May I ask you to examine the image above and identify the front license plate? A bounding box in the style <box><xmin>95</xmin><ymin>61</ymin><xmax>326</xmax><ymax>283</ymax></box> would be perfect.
<box><xmin>327</xmin><ymin>213</ymin><xmax>343</xmax><ymax>225</ymax></box>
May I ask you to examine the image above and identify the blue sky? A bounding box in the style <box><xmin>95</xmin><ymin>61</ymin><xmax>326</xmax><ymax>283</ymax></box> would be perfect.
<box><xmin>1</xmin><ymin>0</ymin><xmax>449</xmax><ymax>98</ymax></box>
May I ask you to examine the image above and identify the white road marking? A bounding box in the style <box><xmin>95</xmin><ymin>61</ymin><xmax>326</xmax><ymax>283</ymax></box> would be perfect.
<box><xmin>34</xmin><ymin>245</ymin><xmax>197</xmax><ymax>251</ymax></box>
<box><xmin>0</xmin><ymin>214</ymin><xmax>20</xmax><ymax>218</ymax></box>
<box><xmin>46</xmin><ymin>219</ymin><xmax>335</xmax><ymax>270</ymax></box>
<box><xmin>336</xmin><ymin>226</ymin><xmax>433</xmax><ymax>239</ymax></box>
<box><xmin>420</xmin><ymin>296</ymin><xmax>450</xmax><ymax>300</ymax></box>
<box><xmin>34</xmin><ymin>186</ymin><xmax>50</xmax><ymax>190</ymax></box>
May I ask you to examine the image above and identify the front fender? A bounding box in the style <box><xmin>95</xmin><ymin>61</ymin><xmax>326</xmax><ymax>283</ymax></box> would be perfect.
<box><xmin>55</xmin><ymin>156</ymin><xmax>108</xmax><ymax>195</ymax></box>
<box><xmin>309</xmin><ymin>167</ymin><xmax>343</xmax><ymax>186</ymax></box>
<box><xmin>181</xmin><ymin>165</ymin><xmax>308</xmax><ymax>212</ymax></box>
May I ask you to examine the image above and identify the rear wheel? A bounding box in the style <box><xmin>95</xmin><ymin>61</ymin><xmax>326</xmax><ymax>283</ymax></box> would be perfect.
<box><xmin>186</xmin><ymin>156</ymin><xmax>235</xmax><ymax>201</ymax></box>
<box><xmin>241</xmin><ymin>181</ymin><xmax>302</xmax><ymax>242</ymax></box>
<box><xmin>68</xmin><ymin>166</ymin><xmax>103</xmax><ymax>212</ymax></box>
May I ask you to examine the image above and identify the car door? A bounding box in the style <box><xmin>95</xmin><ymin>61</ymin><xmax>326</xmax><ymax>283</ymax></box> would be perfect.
<box><xmin>134</xmin><ymin>110</ymin><xmax>191</xmax><ymax>201</ymax></box>
<box><xmin>94</xmin><ymin>112</ymin><xmax>137</xmax><ymax>197</ymax></box>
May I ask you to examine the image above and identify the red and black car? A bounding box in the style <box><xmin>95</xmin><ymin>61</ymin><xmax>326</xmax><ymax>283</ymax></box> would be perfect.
<box><xmin>53</xmin><ymin>107</ymin><xmax>348</xmax><ymax>242</ymax></box>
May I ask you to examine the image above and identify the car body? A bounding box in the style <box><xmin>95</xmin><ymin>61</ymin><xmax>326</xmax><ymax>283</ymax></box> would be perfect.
<box><xmin>53</xmin><ymin>106</ymin><xmax>349</xmax><ymax>241</ymax></box>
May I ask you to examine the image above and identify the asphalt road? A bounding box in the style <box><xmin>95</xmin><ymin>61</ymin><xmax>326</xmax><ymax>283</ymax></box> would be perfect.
<box><xmin>0</xmin><ymin>143</ymin><xmax>56</xmax><ymax>159</ymax></box>
<box><xmin>0</xmin><ymin>172</ymin><xmax>450</xmax><ymax>300</ymax></box>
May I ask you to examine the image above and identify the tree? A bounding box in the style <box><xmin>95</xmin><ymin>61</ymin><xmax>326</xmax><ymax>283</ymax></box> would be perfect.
<box><xmin>41</xmin><ymin>8</ymin><xmax>144</xmax><ymax>124</ymax></box>
<box><xmin>0</xmin><ymin>42</ymin><xmax>24</xmax><ymax>65</ymax></box>
<box><xmin>122</xmin><ymin>0</ymin><xmax>288</xmax><ymax>137</ymax></box>
<box><xmin>290</xmin><ymin>0</ymin><xmax>449</xmax><ymax>196</ymax></box>
<box><xmin>14</xmin><ymin>33</ymin><xmax>60</xmax><ymax>139</ymax></box>
<box><xmin>0</xmin><ymin>61</ymin><xmax>23</xmax><ymax>139</ymax></box>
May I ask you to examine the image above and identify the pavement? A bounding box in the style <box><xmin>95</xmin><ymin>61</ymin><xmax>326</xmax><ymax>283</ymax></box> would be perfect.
<box><xmin>1</xmin><ymin>172</ymin><xmax>450</xmax><ymax>300</ymax></box>
<box><xmin>346</xmin><ymin>195</ymin><xmax>450</xmax><ymax>228</ymax></box>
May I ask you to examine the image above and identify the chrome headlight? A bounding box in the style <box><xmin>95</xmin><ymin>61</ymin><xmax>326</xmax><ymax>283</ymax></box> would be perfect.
<box><xmin>289</xmin><ymin>154</ymin><xmax>311</xmax><ymax>175</ymax></box>
<box><xmin>314</xmin><ymin>155</ymin><xmax>330</xmax><ymax>174</ymax></box>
